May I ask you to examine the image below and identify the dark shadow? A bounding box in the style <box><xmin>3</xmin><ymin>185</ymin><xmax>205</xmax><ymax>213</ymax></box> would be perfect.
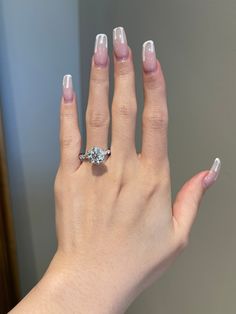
<box><xmin>91</xmin><ymin>163</ymin><xmax>108</xmax><ymax>176</ymax></box>
<box><xmin>0</xmin><ymin>2</ymin><xmax>37</xmax><ymax>297</ymax></box>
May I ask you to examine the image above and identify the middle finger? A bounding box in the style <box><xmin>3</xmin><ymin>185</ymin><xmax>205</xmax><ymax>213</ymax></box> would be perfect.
<box><xmin>111</xmin><ymin>27</ymin><xmax>137</xmax><ymax>159</ymax></box>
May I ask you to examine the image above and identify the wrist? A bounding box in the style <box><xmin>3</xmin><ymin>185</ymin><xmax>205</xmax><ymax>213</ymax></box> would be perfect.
<box><xmin>38</xmin><ymin>252</ymin><xmax>131</xmax><ymax>314</ymax></box>
<box><xmin>10</xmin><ymin>253</ymin><xmax>127</xmax><ymax>314</ymax></box>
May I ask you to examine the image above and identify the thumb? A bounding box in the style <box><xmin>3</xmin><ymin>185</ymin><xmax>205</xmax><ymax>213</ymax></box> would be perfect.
<box><xmin>173</xmin><ymin>158</ymin><xmax>221</xmax><ymax>232</ymax></box>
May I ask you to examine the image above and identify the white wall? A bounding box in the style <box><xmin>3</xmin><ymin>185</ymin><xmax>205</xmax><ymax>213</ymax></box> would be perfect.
<box><xmin>0</xmin><ymin>0</ymin><xmax>82</xmax><ymax>295</ymax></box>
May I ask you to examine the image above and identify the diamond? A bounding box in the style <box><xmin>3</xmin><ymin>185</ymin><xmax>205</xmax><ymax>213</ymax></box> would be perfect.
<box><xmin>87</xmin><ymin>146</ymin><xmax>106</xmax><ymax>165</ymax></box>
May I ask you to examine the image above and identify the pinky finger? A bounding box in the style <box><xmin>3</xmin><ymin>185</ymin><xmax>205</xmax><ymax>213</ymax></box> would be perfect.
<box><xmin>173</xmin><ymin>158</ymin><xmax>221</xmax><ymax>234</ymax></box>
<box><xmin>60</xmin><ymin>74</ymin><xmax>82</xmax><ymax>172</ymax></box>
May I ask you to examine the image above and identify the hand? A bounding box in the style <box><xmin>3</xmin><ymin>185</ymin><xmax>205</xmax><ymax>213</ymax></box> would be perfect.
<box><xmin>52</xmin><ymin>27</ymin><xmax>221</xmax><ymax>313</ymax></box>
<box><xmin>10</xmin><ymin>27</ymin><xmax>221</xmax><ymax>314</ymax></box>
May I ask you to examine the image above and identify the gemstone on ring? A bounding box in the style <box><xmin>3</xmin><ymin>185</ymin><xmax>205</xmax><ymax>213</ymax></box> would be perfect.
<box><xmin>79</xmin><ymin>146</ymin><xmax>111</xmax><ymax>164</ymax></box>
<box><xmin>87</xmin><ymin>146</ymin><xmax>107</xmax><ymax>164</ymax></box>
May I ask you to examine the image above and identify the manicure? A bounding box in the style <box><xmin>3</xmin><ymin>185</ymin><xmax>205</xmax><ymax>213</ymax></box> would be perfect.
<box><xmin>113</xmin><ymin>26</ymin><xmax>129</xmax><ymax>60</ymax></box>
<box><xmin>94</xmin><ymin>34</ymin><xmax>108</xmax><ymax>67</ymax></box>
<box><xmin>63</xmin><ymin>74</ymin><xmax>74</xmax><ymax>103</ymax></box>
<box><xmin>203</xmin><ymin>158</ymin><xmax>221</xmax><ymax>189</ymax></box>
<box><xmin>143</xmin><ymin>40</ymin><xmax>157</xmax><ymax>72</ymax></box>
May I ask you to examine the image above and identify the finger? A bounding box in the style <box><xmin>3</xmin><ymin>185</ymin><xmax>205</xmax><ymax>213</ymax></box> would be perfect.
<box><xmin>111</xmin><ymin>27</ymin><xmax>137</xmax><ymax>158</ymax></box>
<box><xmin>86</xmin><ymin>34</ymin><xmax>110</xmax><ymax>151</ymax></box>
<box><xmin>173</xmin><ymin>158</ymin><xmax>221</xmax><ymax>234</ymax></box>
<box><xmin>60</xmin><ymin>74</ymin><xmax>81</xmax><ymax>172</ymax></box>
<box><xmin>141</xmin><ymin>40</ymin><xmax>168</xmax><ymax>166</ymax></box>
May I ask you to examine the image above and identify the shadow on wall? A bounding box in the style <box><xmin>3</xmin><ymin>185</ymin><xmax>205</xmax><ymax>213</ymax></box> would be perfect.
<box><xmin>0</xmin><ymin>1</ymin><xmax>37</xmax><ymax>296</ymax></box>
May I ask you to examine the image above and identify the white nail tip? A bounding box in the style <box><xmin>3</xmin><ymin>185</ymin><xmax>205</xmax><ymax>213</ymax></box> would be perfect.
<box><xmin>143</xmin><ymin>40</ymin><xmax>155</xmax><ymax>49</ymax></box>
<box><xmin>211</xmin><ymin>157</ymin><xmax>221</xmax><ymax>173</ymax></box>
<box><xmin>142</xmin><ymin>40</ymin><xmax>156</xmax><ymax>62</ymax></box>
<box><xmin>63</xmin><ymin>74</ymin><xmax>73</xmax><ymax>89</ymax></box>
<box><xmin>113</xmin><ymin>26</ymin><xmax>124</xmax><ymax>33</ymax></box>
<box><xmin>113</xmin><ymin>26</ymin><xmax>126</xmax><ymax>43</ymax></box>
<box><xmin>94</xmin><ymin>34</ymin><xmax>108</xmax><ymax>52</ymax></box>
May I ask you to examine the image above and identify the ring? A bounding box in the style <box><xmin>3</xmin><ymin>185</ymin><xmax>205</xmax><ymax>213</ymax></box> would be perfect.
<box><xmin>79</xmin><ymin>146</ymin><xmax>111</xmax><ymax>165</ymax></box>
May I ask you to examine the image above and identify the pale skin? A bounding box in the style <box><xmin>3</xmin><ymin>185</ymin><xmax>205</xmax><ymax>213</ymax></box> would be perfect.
<box><xmin>10</xmin><ymin>28</ymin><xmax>220</xmax><ymax>314</ymax></box>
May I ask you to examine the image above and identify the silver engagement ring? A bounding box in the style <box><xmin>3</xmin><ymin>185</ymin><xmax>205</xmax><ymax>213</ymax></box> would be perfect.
<box><xmin>79</xmin><ymin>146</ymin><xmax>111</xmax><ymax>165</ymax></box>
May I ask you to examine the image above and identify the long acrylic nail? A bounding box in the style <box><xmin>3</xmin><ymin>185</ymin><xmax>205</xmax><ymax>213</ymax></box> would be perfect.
<box><xmin>94</xmin><ymin>34</ymin><xmax>108</xmax><ymax>67</ymax></box>
<box><xmin>63</xmin><ymin>74</ymin><xmax>74</xmax><ymax>103</ymax></box>
<box><xmin>143</xmin><ymin>40</ymin><xmax>157</xmax><ymax>72</ymax></box>
<box><xmin>203</xmin><ymin>158</ymin><xmax>221</xmax><ymax>188</ymax></box>
<box><xmin>113</xmin><ymin>26</ymin><xmax>129</xmax><ymax>60</ymax></box>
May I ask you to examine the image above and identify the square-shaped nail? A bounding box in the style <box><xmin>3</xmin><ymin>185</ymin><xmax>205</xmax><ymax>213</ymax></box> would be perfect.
<box><xmin>142</xmin><ymin>40</ymin><xmax>157</xmax><ymax>72</ymax></box>
<box><xmin>113</xmin><ymin>26</ymin><xmax>129</xmax><ymax>60</ymax></box>
<box><xmin>63</xmin><ymin>74</ymin><xmax>74</xmax><ymax>103</ymax></box>
<box><xmin>94</xmin><ymin>34</ymin><xmax>108</xmax><ymax>67</ymax></box>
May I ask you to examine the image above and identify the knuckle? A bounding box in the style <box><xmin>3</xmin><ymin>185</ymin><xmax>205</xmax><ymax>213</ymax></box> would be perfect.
<box><xmin>143</xmin><ymin>110</ymin><xmax>168</xmax><ymax>131</ymax></box>
<box><xmin>114</xmin><ymin>103</ymin><xmax>137</xmax><ymax>118</ymax></box>
<box><xmin>144</xmin><ymin>71</ymin><xmax>158</xmax><ymax>87</ymax></box>
<box><xmin>144</xmin><ymin>72</ymin><xmax>166</xmax><ymax>93</ymax></box>
<box><xmin>115</xmin><ymin>62</ymin><xmax>133</xmax><ymax>77</ymax></box>
<box><xmin>117</xmin><ymin>104</ymin><xmax>129</xmax><ymax>116</ymax></box>
<box><xmin>87</xmin><ymin>111</ymin><xmax>110</xmax><ymax>128</ymax></box>
<box><xmin>90</xmin><ymin>74</ymin><xmax>109</xmax><ymax>87</ymax></box>
<box><xmin>60</xmin><ymin>111</ymin><xmax>74</xmax><ymax>120</ymax></box>
<box><xmin>60</xmin><ymin>134</ymin><xmax>81</xmax><ymax>148</ymax></box>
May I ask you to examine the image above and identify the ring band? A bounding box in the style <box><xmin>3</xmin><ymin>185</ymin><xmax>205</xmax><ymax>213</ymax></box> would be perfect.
<box><xmin>79</xmin><ymin>146</ymin><xmax>111</xmax><ymax>165</ymax></box>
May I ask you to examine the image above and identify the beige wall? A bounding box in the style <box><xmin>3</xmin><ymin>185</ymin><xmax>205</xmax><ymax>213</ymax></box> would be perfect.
<box><xmin>80</xmin><ymin>0</ymin><xmax>236</xmax><ymax>313</ymax></box>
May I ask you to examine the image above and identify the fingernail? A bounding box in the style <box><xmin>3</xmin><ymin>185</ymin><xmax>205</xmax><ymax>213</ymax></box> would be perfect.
<box><xmin>113</xmin><ymin>26</ymin><xmax>129</xmax><ymax>60</ymax></box>
<box><xmin>63</xmin><ymin>74</ymin><xmax>74</xmax><ymax>103</ymax></box>
<box><xmin>142</xmin><ymin>40</ymin><xmax>157</xmax><ymax>72</ymax></box>
<box><xmin>203</xmin><ymin>158</ymin><xmax>221</xmax><ymax>188</ymax></box>
<box><xmin>94</xmin><ymin>34</ymin><xmax>108</xmax><ymax>67</ymax></box>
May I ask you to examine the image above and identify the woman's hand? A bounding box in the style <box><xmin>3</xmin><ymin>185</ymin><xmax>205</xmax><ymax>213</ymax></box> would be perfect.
<box><xmin>52</xmin><ymin>27</ymin><xmax>221</xmax><ymax>313</ymax></box>
<box><xmin>10</xmin><ymin>27</ymin><xmax>220</xmax><ymax>314</ymax></box>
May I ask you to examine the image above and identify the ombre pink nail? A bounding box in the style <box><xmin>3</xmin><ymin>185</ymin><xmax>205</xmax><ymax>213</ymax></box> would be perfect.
<box><xmin>94</xmin><ymin>34</ymin><xmax>108</xmax><ymax>67</ymax></box>
<box><xmin>203</xmin><ymin>158</ymin><xmax>221</xmax><ymax>188</ymax></box>
<box><xmin>143</xmin><ymin>40</ymin><xmax>157</xmax><ymax>72</ymax></box>
<box><xmin>63</xmin><ymin>74</ymin><xmax>74</xmax><ymax>103</ymax></box>
<box><xmin>113</xmin><ymin>26</ymin><xmax>129</xmax><ymax>60</ymax></box>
